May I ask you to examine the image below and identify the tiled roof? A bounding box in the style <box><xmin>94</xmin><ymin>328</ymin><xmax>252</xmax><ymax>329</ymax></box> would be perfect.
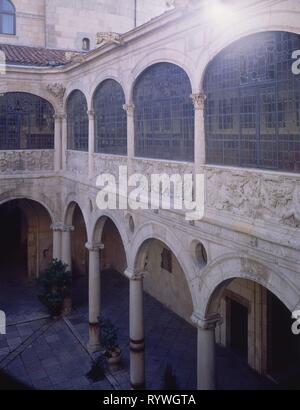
<box><xmin>0</xmin><ymin>44</ymin><xmax>75</xmax><ymax>67</ymax></box>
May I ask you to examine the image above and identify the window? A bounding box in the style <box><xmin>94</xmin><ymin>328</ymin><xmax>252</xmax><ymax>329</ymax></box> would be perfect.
<box><xmin>133</xmin><ymin>63</ymin><xmax>194</xmax><ymax>162</ymax></box>
<box><xmin>93</xmin><ymin>79</ymin><xmax>127</xmax><ymax>155</ymax></box>
<box><xmin>0</xmin><ymin>0</ymin><xmax>15</xmax><ymax>35</ymax></box>
<box><xmin>204</xmin><ymin>31</ymin><xmax>300</xmax><ymax>172</ymax></box>
<box><xmin>67</xmin><ymin>90</ymin><xmax>88</xmax><ymax>151</ymax></box>
<box><xmin>82</xmin><ymin>38</ymin><xmax>90</xmax><ymax>51</ymax></box>
<box><xmin>0</xmin><ymin>92</ymin><xmax>54</xmax><ymax>150</ymax></box>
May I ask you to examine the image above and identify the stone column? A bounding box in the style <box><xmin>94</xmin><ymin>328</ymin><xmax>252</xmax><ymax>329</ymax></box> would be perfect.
<box><xmin>88</xmin><ymin>110</ymin><xmax>95</xmax><ymax>179</ymax></box>
<box><xmin>125</xmin><ymin>269</ymin><xmax>145</xmax><ymax>390</ymax></box>
<box><xmin>191</xmin><ymin>93</ymin><xmax>206</xmax><ymax>174</ymax></box>
<box><xmin>191</xmin><ymin>313</ymin><xmax>221</xmax><ymax>390</ymax></box>
<box><xmin>86</xmin><ymin>242</ymin><xmax>104</xmax><ymax>352</ymax></box>
<box><xmin>51</xmin><ymin>223</ymin><xmax>63</xmax><ymax>260</ymax></box>
<box><xmin>61</xmin><ymin>225</ymin><xmax>74</xmax><ymax>269</ymax></box>
<box><xmin>123</xmin><ymin>104</ymin><xmax>135</xmax><ymax>174</ymax></box>
<box><xmin>61</xmin><ymin>114</ymin><xmax>67</xmax><ymax>171</ymax></box>
<box><xmin>54</xmin><ymin>114</ymin><xmax>63</xmax><ymax>172</ymax></box>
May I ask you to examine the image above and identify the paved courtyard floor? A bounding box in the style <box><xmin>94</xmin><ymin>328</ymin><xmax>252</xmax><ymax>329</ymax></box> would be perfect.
<box><xmin>0</xmin><ymin>270</ymin><xmax>274</xmax><ymax>390</ymax></box>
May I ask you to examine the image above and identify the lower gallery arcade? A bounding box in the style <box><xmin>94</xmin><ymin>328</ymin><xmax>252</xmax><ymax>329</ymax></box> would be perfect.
<box><xmin>0</xmin><ymin>197</ymin><xmax>298</xmax><ymax>389</ymax></box>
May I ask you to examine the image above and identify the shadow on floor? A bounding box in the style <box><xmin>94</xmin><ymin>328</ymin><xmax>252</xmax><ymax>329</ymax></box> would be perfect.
<box><xmin>0</xmin><ymin>370</ymin><xmax>31</xmax><ymax>390</ymax></box>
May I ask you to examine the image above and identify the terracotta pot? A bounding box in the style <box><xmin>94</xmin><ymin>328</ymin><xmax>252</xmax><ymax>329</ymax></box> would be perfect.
<box><xmin>106</xmin><ymin>347</ymin><xmax>122</xmax><ymax>365</ymax></box>
<box><xmin>62</xmin><ymin>296</ymin><xmax>72</xmax><ymax>315</ymax></box>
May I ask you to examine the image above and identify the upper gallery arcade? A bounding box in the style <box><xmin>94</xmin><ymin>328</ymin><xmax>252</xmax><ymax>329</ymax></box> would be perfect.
<box><xmin>0</xmin><ymin>0</ymin><xmax>300</xmax><ymax>390</ymax></box>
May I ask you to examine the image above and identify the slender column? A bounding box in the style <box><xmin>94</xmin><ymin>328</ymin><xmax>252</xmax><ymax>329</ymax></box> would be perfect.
<box><xmin>86</xmin><ymin>242</ymin><xmax>104</xmax><ymax>352</ymax></box>
<box><xmin>61</xmin><ymin>114</ymin><xmax>67</xmax><ymax>171</ymax></box>
<box><xmin>191</xmin><ymin>93</ymin><xmax>206</xmax><ymax>174</ymax></box>
<box><xmin>125</xmin><ymin>269</ymin><xmax>145</xmax><ymax>390</ymax></box>
<box><xmin>61</xmin><ymin>225</ymin><xmax>74</xmax><ymax>269</ymax></box>
<box><xmin>88</xmin><ymin>110</ymin><xmax>95</xmax><ymax>179</ymax></box>
<box><xmin>51</xmin><ymin>223</ymin><xmax>63</xmax><ymax>260</ymax></box>
<box><xmin>191</xmin><ymin>313</ymin><xmax>221</xmax><ymax>390</ymax></box>
<box><xmin>123</xmin><ymin>104</ymin><xmax>135</xmax><ymax>174</ymax></box>
<box><xmin>54</xmin><ymin>114</ymin><xmax>63</xmax><ymax>172</ymax></box>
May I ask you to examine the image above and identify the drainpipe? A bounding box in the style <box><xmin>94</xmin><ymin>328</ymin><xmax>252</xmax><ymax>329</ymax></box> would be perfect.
<box><xmin>134</xmin><ymin>0</ymin><xmax>137</xmax><ymax>28</ymax></box>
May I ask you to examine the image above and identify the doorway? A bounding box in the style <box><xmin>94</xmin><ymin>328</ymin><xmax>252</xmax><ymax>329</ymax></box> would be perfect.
<box><xmin>228</xmin><ymin>298</ymin><xmax>248</xmax><ymax>359</ymax></box>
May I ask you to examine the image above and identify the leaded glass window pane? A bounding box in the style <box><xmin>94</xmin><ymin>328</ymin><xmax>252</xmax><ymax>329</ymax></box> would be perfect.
<box><xmin>133</xmin><ymin>63</ymin><xmax>194</xmax><ymax>162</ymax></box>
<box><xmin>67</xmin><ymin>90</ymin><xmax>88</xmax><ymax>151</ymax></box>
<box><xmin>0</xmin><ymin>92</ymin><xmax>54</xmax><ymax>150</ymax></box>
<box><xmin>0</xmin><ymin>0</ymin><xmax>15</xmax><ymax>35</ymax></box>
<box><xmin>204</xmin><ymin>31</ymin><xmax>300</xmax><ymax>173</ymax></box>
<box><xmin>94</xmin><ymin>79</ymin><xmax>127</xmax><ymax>155</ymax></box>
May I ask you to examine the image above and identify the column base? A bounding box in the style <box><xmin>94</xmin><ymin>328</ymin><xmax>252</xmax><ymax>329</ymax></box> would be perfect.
<box><xmin>131</xmin><ymin>382</ymin><xmax>146</xmax><ymax>390</ymax></box>
<box><xmin>87</xmin><ymin>322</ymin><xmax>101</xmax><ymax>353</ymax></box>
<box><xmin>87</xmin><ymin>341</ymin><xmax>102</xmax><ymax>354</ymax></box>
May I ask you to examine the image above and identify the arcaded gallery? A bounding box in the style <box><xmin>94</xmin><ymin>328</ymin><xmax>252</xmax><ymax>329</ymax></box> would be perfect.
<box><xmin>0</xmin><ymin>0</ymin><xmax>299</xmax><ymax>392</ymax></box>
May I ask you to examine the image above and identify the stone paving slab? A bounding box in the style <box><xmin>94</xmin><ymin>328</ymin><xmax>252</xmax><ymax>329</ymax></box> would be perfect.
<box><xmin>0</xmin><ymin>271</ymin><xmax>274</xmax><ymax>390</ymax></box>
<box><xmin>1</xmin><ymin>318</ymin><xmax>115</xmax><ymax>390</ymax></box>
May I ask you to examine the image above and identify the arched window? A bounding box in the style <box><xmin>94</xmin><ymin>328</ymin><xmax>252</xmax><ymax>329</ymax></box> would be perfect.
<box><xmin>133</xmin><ymin>63</ymin><xmax>194</xmax><ymax>162</ymax></box>
<box><xmin>82</xmin><ymin>38</ymin><xmax>90</xmax><ymax>51</ymax></box>
<box><xmin>94</xmin><ymin>79</ymin><xmax>127</xmax><ymax>155</ymax></box>
<box><xmin>67</xmin><ymin>90</ymin><xmax>88</xmax><ymax>151</ymax></box>
<box><xmin>0</xmin><ymin>92</ymin><xmax>54</xmax><ymax>150</ymax></box>
<box><xmin>0</xmin><ymin>0</ymin><xmax>15</xmax><ymax>35</ymax></box>
<box><xmin>204</xmin><ymin>31</ymin><xmax>300</xmax><ymax>173</ymax></box>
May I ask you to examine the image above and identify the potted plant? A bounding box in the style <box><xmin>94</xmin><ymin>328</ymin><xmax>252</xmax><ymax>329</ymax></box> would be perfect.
<box><xmin>100</xmin><ymin>317</ymin><xmax>122</xmax><ymax>365</ymax></box>
<box><xmin>37</xmin><ymin>259</ymin><xmax>72</xmax><ymax>319</ymax></box>
<box><xmin>86</xmin><ymin>355</ymin><xmax>106</xmax><ymax>383</ymax></box>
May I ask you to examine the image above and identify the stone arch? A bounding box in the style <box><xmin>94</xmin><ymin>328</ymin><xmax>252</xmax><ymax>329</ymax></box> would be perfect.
<box><xmin>65</xmin><ymin>89</ymin><xmax>89</xmax><ymax>151</ymax></box>
<box><xmin>89</xmin><ymin>73</ymin><xmax>126</xmax><ymax>109</ymax></box>
<box><xmin>91</xmin><ymin>78</ymin><xmax>127</xmax><ymax>155</ymax></box>
<box><xmin>3</xmin><ymin>84</ymin><xmax>59</xmax><ymax>113</ymax></box>
<box><xmin>63</xmin><ymin>85</ymin><xmax>89</xmax><ymax>112</ymax></box>
<box><xmin>130</xmin><ymin>222</ymin><xmax>198</xmax><ymax>312</ymax></box>
<box><xmin>132</xmin><ymin>61</ymin><xmax>194</xmax><ymax>161</ymax></box>
<box><xmin>63</xmin><ymin>199</ymin><xmax>89</xmax><ymax>231</ymax></box>
<box><xmin>91</xmin><ymin>212</ymin><xmax>128</xmax><ymax>274</ymax></box>
<box><xmin>0</xmin><ymin>198</ymin><xmax>53</xmax><ymax>277</ymax></box>
<box><xmin>197</xmin><ymin>25</ymin><xmax>300</xmax><ymax>91</ymax></box>
<box><xmin>62</xmin><ymin>200</ymin><xmax>89</xmax><ymax>277</ymax></box>
<box><xmin>91</xmin><ymin>211</ymin><xmax>128</xmax><ymax>254</ymax></box>
<box><xmin>128</xmin><ymin>48</ymin><xmax>197</xmax><ymax>101</ymax></box>
<box><xmin>0</xmin><ymin>195</ymin><xmax>55</xmax><ymax>224</ymax></box>
<box><xmin>198</xmin><ymin>254</ymin><xmax>300</xmax><ymax>318</ymax></box>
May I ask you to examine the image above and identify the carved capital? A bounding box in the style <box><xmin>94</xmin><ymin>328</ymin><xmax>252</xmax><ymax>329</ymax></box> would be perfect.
<box><xmin>53</xmin><ymin>113</ymin><xmax>64</xmax><ymax>121</ymax></box>
<box><xmin>47</xmin><ymin>83</ymin><xmax>66</xmax><ymax>107</ymax></box>
<box><xmin>85</xmin><ymin>242</ymin><xmax>104</xmax><ymax>252</ymax></box>
<box><xmin>124</xmin><ymin>269</ymin><xmax>145</xmax><ymax>281</ymax></box>
<box><xmin>123</xmin><ymin>104</ymin><xmax>135</xmax><ymax>116</ymax></box>
<box><xmin>190</xmin><ymin>93</ymin><xmax>206</xmax><ymax>110</ymax></box>
<box><xmin>62</xmin><ymin>225</ymin><xmax>75</xmax><ymax>233</ymax></box>
<box><xmin>50</xmin><ymin>222</ymin><xmax>64</xmax><ymax>232</ymax></box>
<box><xmin>96</xmin><ymin>32</ymin><xmax>124</xmax><ymax>47</ymax></box>
<box><xmin>191</xmin><ymin>312</ymin><xmax>222</xmax><ymax>330</ymax></box>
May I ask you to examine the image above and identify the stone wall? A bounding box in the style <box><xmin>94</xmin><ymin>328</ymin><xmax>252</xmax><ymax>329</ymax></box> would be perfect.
<box><xmin>0</xmin><ymin>0</ymin><xmax>168</xmax><ymax>50</ymax></box>
<box><xmin>143</xmin><ymin>240</ymin><xmax>194</xmax><ymax>323</ymax></box>
<box><xmin>0</xmin><ymin>0</ymin><xmax>45</xmax><ymax>47</ymax></box>
<box><xmin>45</xmin><ymin>0</ymin><xmax>168</xmax><ymax>50</ymax></box>
<box><xmin>216</xmin><ymin>279</ymin><xmax>268</xmax><ymax>374</ymax></box>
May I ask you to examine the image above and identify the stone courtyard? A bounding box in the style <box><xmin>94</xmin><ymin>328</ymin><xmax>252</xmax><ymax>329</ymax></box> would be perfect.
<box><xmin>0</xmin><ymin>271</ymin><xmax>273</xmax><ymax>390</ymax></box>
